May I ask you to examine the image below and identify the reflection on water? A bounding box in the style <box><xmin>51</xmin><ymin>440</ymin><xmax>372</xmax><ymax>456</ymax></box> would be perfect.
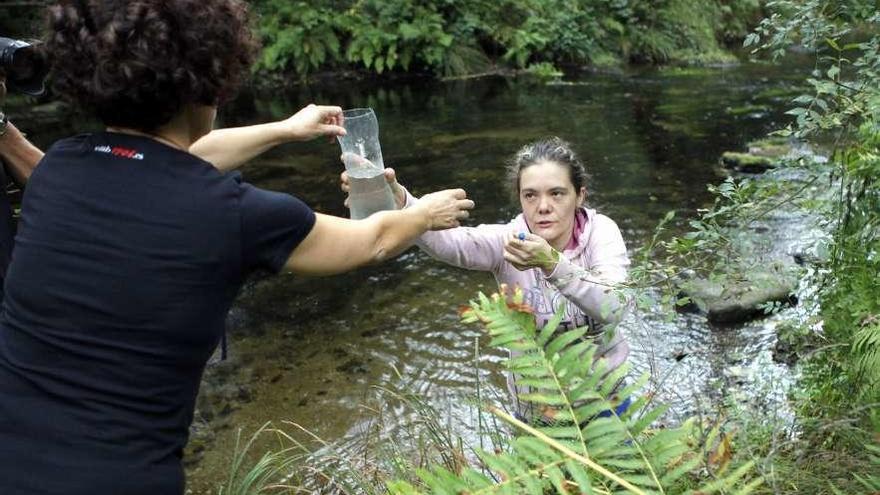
<box><xmin>97</xmin><ymin>59</ymin><xmax>808</xmax><ymax>492</ymax></box>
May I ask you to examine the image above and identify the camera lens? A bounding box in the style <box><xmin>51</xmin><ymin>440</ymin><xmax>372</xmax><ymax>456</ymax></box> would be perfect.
<box><xmin>10</xmin><ymin>48</ymin><xmax>37</xmax><ymax>83</ymax></box>
<box><xmin>6</xmin><ymin>45</ymin><xmax>49</xmax><ymax>96</ymax></box>
<box><xmin>2</xmin><ymin>41</ymin><xmax>47</xmax><ymax>96</ymax></box>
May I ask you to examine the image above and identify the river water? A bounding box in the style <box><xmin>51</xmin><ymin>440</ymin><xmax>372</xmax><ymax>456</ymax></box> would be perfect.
<box><xmin>14</xmin><ymin>58</ymin><xmax>817</xmax><ymax>492</ymax></box>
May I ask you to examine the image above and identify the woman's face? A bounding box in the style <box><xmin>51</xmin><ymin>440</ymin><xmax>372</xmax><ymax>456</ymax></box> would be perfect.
<box><xmin>519</xmin><ymin>160</ymin><xmax>586</xmax><ymax>250</ymax></box>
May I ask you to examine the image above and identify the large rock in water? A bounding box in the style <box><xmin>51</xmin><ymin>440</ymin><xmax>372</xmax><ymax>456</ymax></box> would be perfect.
<box><xmin>719</xmin><ymin>137</ymin><xmax>794</xmax><ymax>174</ymax></box>
<box><xmin>678</xmin><ymin>264</ymin><xmax>798</xmax><ymax>324</ymax></box>
<box><xmin>720</xmin><ymin>152</ymin><xmax>777</xmax><ymax>173</ymax></box>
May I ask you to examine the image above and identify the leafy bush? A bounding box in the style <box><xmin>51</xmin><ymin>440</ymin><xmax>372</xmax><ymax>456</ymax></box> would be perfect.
<box><xmin>343</xmin><ymin>0</ymin><xmax>453</xmax><ymax>74</ymax></box>
<box><xmin>247</xmin><ymin>0</ymin><xmax>763</xmax><ymax>79</ymax></box>
<box><xmin>255</xmin><ymin>1</ymin><xmax>343</xmax><ymax>76</ymax></box>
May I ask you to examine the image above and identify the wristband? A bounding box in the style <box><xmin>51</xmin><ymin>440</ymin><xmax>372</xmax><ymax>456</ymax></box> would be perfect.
<box><xmin>0</xmin><ymin>111</ymin><xmax>8</xmax><ymax>138</ymax></box>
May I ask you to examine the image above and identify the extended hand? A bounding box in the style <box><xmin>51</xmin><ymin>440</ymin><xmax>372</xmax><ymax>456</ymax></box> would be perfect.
<box><xmin>503</xmin><ymin>232</ymin><xmax>558</xmax><ymax>273</ymax></box>
<box><xmin>340</xmin><ymin>166</ymin><xmax>407</xmax><ymax>209</ymax></box>
<box><xmin>413</xmin><ymin>189</ymin><xmax>474</xmax><ymax>230</ymax></box>
<box><xmin>280</xmin><ymin>104</ymin><xmax>345</xmax><ymax>141</ymax></box>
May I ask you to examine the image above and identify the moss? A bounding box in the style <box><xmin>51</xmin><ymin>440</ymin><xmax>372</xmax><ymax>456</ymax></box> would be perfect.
<box><xmin>725</xmin><ymin>104</ymin><xmax>771</xmax><ymax>116</ymax></box>
<box><xmin>589</xmin><ymin>51</ymin><xmax>623</xmax><ymax>69</ymax></box>
<box><xmin>747</xmin><ymin>136</ymin><xmax>791</xmax><ymax>148</ymax></box>
<box><xmin>669</xmin><ymin>48</ymin><xmax>739</xmax><ymax>66</ymax></box>
<box><xmin>657</xmin><ymin>66</ymin><xmax>719</xmax><ymax>78</ymax></box>
<box><xmin>755</xmin><ymin>86</ymin><xmax>802</xmax><ymax>99</ymax></box>
<box><xmin>652</xmin><ymin>117</ymin><xmax>710</xmax><ymax>138</ymax></box>
<box><xmin>720</xmin><ymin>152</ymin><xmax>776</xmax><ymax>173</ymax></box>
<box><xmin>746</xmin><ymin>137</ymin><xmax>794</xmax><ymax>158</ymax></box>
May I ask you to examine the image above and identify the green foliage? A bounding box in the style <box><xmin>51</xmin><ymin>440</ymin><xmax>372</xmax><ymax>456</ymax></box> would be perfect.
<box><xmin>753</xmin><ymin>3</ymin><xmax>880</xmax><ymax>418</ymax></box>
<box><xmin>343</xmin><ymin>0</ymin><xmax>453</xmax><ymax>74</ymax></box>
<box><xmin>3</xmin><ymin>0</ymin><xmax>766</xmax><ymax>79</ymax></box>
<box><xmin>388</xmin><ymin>287</ymin><xmax>761</xmax><ymax>494</ymax></box>
<box><xmin>617</xmin><ymin>0</ymin><xmax>741</xmax><ymax>64</ymax></box>
<box><xmin>802</xmin><ymin>122</ymin><xmax>880</xmax><ymax>416</ymax></box>
<box><xmin>487</xmin><ymin>0</ymin><xmax>604</xmax><ymax>68</ymax></box>
<box><xmin>717</xmin><ymin>0</ymin><xmax>765</xmax><ymax>43</ymax></box>
<box><xmin>255</xmin><ymin>1</ymin><xmax>343</xmax><ymax>77</ymax></box>
<box><xmin>626</xmin><ymin>3</ymin><xmax>880</xmax><ymax>491</ymax></box>
<box><xmin>218</xmin><ymin>422</ymin><xmax>301</xmax><ymax>495</ymax></box>
<box><xmin>853</xmin><ymin>443</ymin><xmax>880</xmax><ymax>493</ymax></box>
<box><xmin>524</xmin><ymin>62</ymin><xmax>563</xmax><ymax>80</ymax></box>
<box><xmin>613</xmin><ymin>4</ymin><xmax>880</xmax><ymax>491</ymax></box>
<box><xmin>0</xmin><ymin>4</ymin><xmax>45</xmax><ymax>40</ymax></box>
<box><xmin>667</xmin><ymin>1</ymin><xmax>880</xmax><ymax>422</ymax></box>
<box><xmin>217</xmin><ymin>362</ymin><xmax>501</xmax><ymax>494</ymax></box>
<box><xmin>247</xmin><ymin>0</ymin><xmax>764</xmax><ymax>79</ymax></box>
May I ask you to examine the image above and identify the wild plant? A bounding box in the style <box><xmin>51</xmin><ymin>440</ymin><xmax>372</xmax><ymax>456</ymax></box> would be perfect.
<box><xmin>387</xmin><ymin>286</ymin><xmax>762</xmax><ymax>494</ymax></box>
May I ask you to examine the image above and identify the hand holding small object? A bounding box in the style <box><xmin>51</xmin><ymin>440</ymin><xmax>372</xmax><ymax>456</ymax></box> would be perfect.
<box><xmin>504</xmin><ymin>232</ymin><xmax>559</xmax><ymax>273</ymax></box>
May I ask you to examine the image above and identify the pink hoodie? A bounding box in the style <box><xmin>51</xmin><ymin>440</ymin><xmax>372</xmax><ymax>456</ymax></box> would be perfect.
<box><xmin>405</xmin><ymin>191</ymin><xmax>631</xmax><ymax>413</ymax></box>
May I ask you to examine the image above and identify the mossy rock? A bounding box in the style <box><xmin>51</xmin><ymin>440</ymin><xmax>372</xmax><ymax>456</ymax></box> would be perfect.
<box><xmin>725</xmin><ymin>104</ymin><xmax>770</xmax><ymax>116</ymax></box>
<box><xmin>747</xmin><ymin>136</ymin><xmax>791</xmax><ymax>148</ymax></box>
<box><xmin>746</xmin><ymin>136</ymin><xmax>793</xmax><ymax>158</ymax></box>
<box><xmin>720</xmin><ymin>152</ymin><xmax>777</xmax><ymax>173</ymax></box>
<box><xmin>678</xmin><ymin>264</ymin><xmax>799</xmax><ymax>324</ymax></box>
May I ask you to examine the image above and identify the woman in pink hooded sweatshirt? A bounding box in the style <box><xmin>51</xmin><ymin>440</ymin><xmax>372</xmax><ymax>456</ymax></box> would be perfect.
<box><xmin>345</xmin><ymin>136</ymin><xmax>630</xmax><ymax>420</ymax></box>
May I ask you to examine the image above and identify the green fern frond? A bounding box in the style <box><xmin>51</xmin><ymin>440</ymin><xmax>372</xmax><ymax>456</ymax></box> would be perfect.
<box><xmin>852</xmin><ymin>321</ymin><xmax>880</xmax><ymax>391</ymax></box>
<box><xmin>418</xmin><ymin>287</ymin><xmax>763</xmax><ymax>495</ymax></box>
<box><xmin>853</xmin><ymin>443</ymin><xmax>880</xmax><ymax>492</ymax></box>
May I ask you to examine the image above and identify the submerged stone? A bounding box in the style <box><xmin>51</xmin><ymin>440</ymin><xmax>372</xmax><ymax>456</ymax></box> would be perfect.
<box><xmin>720</xmin><ymin>151</ymin><xmax>777</xmax><ymax>173</ymax></box>
<box><xmin>746</xmin><ymin>136</ymin><xmax>793</xmax><ymax>158</ymax></box>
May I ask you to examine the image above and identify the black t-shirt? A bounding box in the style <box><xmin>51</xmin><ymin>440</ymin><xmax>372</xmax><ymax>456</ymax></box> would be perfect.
<box><xmin>0</xmin><ymin>132</ymin><xmax>315</xmax><ymax>494</ymax></box>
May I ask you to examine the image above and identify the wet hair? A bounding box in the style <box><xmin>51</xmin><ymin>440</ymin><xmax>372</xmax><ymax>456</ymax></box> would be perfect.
<box><xmin>505</xmin><ymin>137</ymin><xmax>590</xmax><ymax>204</ymax></box>
<box><xmin>45</xmin><ymin>0</ymin><xmax>258</xmax><ymax>131</ymax></box>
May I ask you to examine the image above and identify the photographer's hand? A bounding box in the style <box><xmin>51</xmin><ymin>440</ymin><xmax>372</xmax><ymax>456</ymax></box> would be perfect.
<box><xmin>0</xmin><ymin>72</ymin><xmax>44</xmax><ymax>184</ymax></box>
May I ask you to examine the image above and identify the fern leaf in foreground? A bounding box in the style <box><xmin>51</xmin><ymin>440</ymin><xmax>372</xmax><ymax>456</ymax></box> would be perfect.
<box><xmin>389</xmin><ymin>288</ymin><xmax>762</xmax><ymax>494</ymax></box>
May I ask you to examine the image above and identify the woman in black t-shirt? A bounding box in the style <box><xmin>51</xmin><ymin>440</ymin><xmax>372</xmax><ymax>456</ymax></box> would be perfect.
<box><xmin>0</xmin><ymin>2</ymin><xmax>473</xmax><ymax>494</ymax></box>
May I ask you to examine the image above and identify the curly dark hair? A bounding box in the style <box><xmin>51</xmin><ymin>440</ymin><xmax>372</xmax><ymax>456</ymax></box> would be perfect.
<box><xmin>505</xmin><ymin>137</ymin><xmax>590</xmax><ymax>205</ymax></box>
<box><xmin>45</xmin><ymin>0</ymin><xmax>258</xmax><ymax>131</ymax></box>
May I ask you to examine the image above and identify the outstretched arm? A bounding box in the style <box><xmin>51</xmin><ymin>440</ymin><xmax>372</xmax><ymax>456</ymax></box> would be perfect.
<box><xmin>190</xmin><ymin>104</ymin><xmax>345</xmax><ymax>172</ymax></box>
<box><xmin>340</xmin><ymin>168</ymin><xmax>506</xmax><ymax>272</ymax></box>
<box><xmin>285</xmin><ymin>188</ymin><xmax>475</xmax><ymax>276</ymax></box>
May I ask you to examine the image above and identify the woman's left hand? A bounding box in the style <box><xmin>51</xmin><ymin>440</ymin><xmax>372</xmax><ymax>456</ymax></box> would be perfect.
<box><xmin>503</xmin><ymin>232</ymin><xmax>559</xmax><ymax>273</ymax></box>
<box><xmin>279</xmin><ymin>104</ymin><xmax>346</xmax><ymax>141</ymax></box>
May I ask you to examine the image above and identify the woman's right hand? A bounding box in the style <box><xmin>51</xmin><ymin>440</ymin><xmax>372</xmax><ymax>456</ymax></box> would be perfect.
<box><xmin>279</xmin><ymin>104</ymin><xmax>345</xmax><ymax>142</ymax></box>
<box><xmin>340</xmin><ymin>166</ymin><xmax>407</xmax><ymax>209</ymax></box>
<box><xmin>411</xmin><ymin>189</ymin><xmax>474</xmax><ymax>230</ymax></box>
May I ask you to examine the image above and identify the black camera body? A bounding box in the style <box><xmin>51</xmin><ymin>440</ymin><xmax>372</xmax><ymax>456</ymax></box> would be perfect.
<box><xmin>0</xmin><ymin>37</ymin><xmax>47</xmax><ymax>96</ymax></box>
